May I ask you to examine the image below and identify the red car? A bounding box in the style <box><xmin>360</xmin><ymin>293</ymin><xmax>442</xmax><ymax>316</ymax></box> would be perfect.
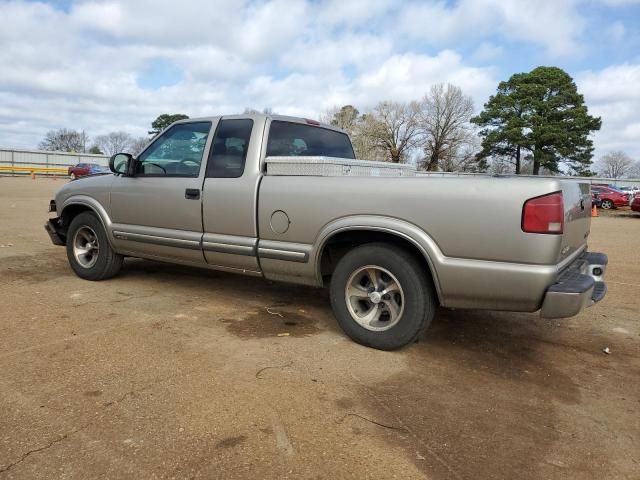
<box><xmin>591</xmin><ymin>185</ymin><xmax>629</xmax><ymax>209</ymax></box>
<box><xmin>631</xmin><ymin>194</ymin><xmax>640</xmax><ymax>213</ymax></box>
<box><xmin>67</xmin><ymin>163</ymin><xmax>107</xmax><ymax>179</ymax></box>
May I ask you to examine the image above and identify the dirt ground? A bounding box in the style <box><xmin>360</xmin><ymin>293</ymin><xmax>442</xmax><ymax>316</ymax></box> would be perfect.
<box><xmin>0</xmin><ymin>177</ymin><xmax>638</xmax><ymax>480</ymax></box>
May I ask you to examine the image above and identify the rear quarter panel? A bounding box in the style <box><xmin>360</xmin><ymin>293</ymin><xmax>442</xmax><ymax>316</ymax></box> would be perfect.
<box><xmin>259</xmin><ymin>176</ymin><xmax>565</xmax><ymax>264</ymax></box>
<box><xmin>258</xmin><ymin>175</ymin><xmax>588</xmax><ymax>311</ymax></box>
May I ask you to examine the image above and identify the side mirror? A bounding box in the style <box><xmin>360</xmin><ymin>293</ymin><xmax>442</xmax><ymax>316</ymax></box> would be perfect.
<box><xmin>109</xmin><ymin>153</ymin><xmax>133</xmax><ymax>175</ymax></box>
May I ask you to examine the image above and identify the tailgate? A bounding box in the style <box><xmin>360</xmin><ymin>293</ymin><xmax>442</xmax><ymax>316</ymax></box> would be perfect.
<box><xmin>558</xmin><ymin>181</ymin><xmax>592</xmax><ymax>264</ymax></box>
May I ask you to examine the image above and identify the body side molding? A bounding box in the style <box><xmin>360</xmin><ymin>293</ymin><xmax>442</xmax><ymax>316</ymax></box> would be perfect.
<box><xmin>257</xmin><ymin>240</ymin><xmax>312</xmax><ymax>263</ymax></box>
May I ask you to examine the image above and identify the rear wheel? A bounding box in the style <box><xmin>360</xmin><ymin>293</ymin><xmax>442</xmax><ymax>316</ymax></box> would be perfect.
<box><xmin>601</xmin><ymin>199</ymin><xmax>614</xmax><ymax>210</ymax></box>
<box><xmin>329</xmin><ymin>243</ymin><xmax>436</xmax><ymax>350</ymax></box>
<box><xmin>66</xmin><ymin>211</ymin><xmax>123</xmax><ymax>280</ymax></box>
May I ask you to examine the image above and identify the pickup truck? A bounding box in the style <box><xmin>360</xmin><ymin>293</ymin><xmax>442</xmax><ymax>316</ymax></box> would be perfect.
<box><xmin>45</xmin><ymin>114</ymin><xmax>608</xmax><ymax>350</ymax></box>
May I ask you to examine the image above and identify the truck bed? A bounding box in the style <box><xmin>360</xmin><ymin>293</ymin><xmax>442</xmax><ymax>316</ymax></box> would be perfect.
<box><xmin>265</xmin><ymin>156</ymin><xmax>416</xmax><ymax>177</ymax></box>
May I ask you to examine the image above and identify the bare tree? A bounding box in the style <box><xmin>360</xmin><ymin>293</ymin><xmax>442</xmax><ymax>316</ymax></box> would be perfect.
<box><xmin>487</xmin><ymin>155</ymin><xmax>514</xmax><ymax>175</ymax></box>
<box><xmin>39</xmin><ymin>128</ymin><xmax>89</xmax><ymax>153</ymax></box>
<box><xmin>328</xmin><ymin>105</ymin><xmax>359</xmax><ymax>132</ymax></box>
<box><xmin>438</xmin><ymin>135</ymin><xmax>483</xmax><ymax>172</ymax></box>
<box><xmin>243</xmin><ymin>107</ymin><xmax>274</xmax><ymax>115</ymax></box>
<box><xmin>594</xmin><ymin>151</ymin><xmax>634</xmax><ymax>178</ymax></box>
<box><xmin>321</xmin><ymin>105</ymin><xmax>383</xmax><ymax>160</ymax></box>
<box><xmin>419</xmin><ymin>83</ymin><xmax>476</xmax><ymax>171</ymax></box>
<box><xmin>627</xmin><ymin>160</ymin><xmax>640</xmax><ymax>179</ymax></box>
<box><xmin>361</xmin><ymin>101</ymin><xmax>421</xmax><ymax>163</ymax></box>
<box><xmin>94</xmin><ymin>131</ymin><xmax>134</xmax><ymax>156</ymax></box>
<box><xmin>128</xmin><ymin>137</ymin><xmax>150</xmax><ymax>156</ymax></box>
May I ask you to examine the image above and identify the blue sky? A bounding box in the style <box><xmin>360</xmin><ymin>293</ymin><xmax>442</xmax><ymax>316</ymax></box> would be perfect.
<box><xmin>1</xmin><ymin>0</ymin><xmax>640</xmax><ymax>160</ymax></box>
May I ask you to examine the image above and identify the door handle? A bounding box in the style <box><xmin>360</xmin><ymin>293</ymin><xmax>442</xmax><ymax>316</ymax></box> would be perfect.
<box><xmin>185</xmin><ymin>188</ymin><xmax>200</xmax><ymax>200</ymax></box>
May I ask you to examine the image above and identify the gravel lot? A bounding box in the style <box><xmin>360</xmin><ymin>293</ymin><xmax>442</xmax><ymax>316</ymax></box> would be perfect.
<box><xmin>1</xmin><ymin>177</ymin><xmax>638</xmax><ymax>480</ymax></box>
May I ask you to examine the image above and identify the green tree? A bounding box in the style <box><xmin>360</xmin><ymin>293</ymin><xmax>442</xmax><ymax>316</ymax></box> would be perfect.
<box><xmin>472</xmin><ymin>67</ymin><xmax>601</xmax><ymax>175</ymax></box>
<box><xmin>472</xmin><ymin>73</ymin><xmax>527</xmax><ymax>173</ymax></box>
<box><xmin>149</xmin><ymin>113</ymin><xmax>189</xmax><ymax>137</ymax></box>
<box><xmin>88</xmin><ymin>145</ymin><xmax>103</xmax><ymax>154</ymax></box>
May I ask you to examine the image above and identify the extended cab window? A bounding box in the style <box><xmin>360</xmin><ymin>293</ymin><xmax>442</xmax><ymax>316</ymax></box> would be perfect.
<box><xmin>266</xmin><ymin>121</ymin><xmax>355</xmax><ymax>159</ymax></box>
<box><xmin>136</xmin><ymin>122</ymin><xmax>211</xmax><ymax>177</ymax></box>
<box><xmin>206</xmin><ymin>119</ymin><xmax>253</xmax><ymax>178</ymax></box>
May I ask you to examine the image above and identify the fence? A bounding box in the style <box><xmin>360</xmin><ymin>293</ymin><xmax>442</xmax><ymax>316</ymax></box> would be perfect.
<box><xmin>0</xmin><ymin>147</ymin><xmax>110</xmax><ymax>177</ymax></box>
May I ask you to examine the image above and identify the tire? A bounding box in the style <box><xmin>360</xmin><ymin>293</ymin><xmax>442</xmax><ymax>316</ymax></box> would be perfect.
<box><xmin>69</xmin><ymin>173</ymin><xmax>76</xmax><ymax>180</ymax></box>
<box><xmin>601</xmin><ymin>199</ymin><xmax>613</xmax><ymax>210</ymax></box>
<box><xmin>66</xmin><ymin>211</ymin><xmax>123</xmax><ymax>281</ymax></box>
<box><xmin>329</xmin><ymin>243</ymin><xmax>436</xmax><ymax>350</ymax></box>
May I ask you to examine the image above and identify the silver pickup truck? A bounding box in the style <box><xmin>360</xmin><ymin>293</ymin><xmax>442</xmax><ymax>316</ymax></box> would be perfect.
<box><xmin>46</xmin><ymin>114</ymin><xmax>608</xmax><ymax>350</ymax></box>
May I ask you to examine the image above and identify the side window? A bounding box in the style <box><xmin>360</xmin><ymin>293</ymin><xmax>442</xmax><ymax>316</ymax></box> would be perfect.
<box><xmin>206</xmin><ymin>119</ymin><xmax>253</xmax><ymax>178</ymax></box>
<box><xmin>266</xmin><ymin>121</ymin><xmax>355</xmax><ymax>159</ymax></box>
<box><xmin>136</xmin><ymin>122</ymin><xmax>211</xmax><ymax>177</ymax></box>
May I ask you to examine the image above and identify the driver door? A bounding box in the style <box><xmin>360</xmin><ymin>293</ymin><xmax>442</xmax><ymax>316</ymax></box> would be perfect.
<box><xmin>109</xmin><ymin>120</ymin><xmax>215</xmax><ymax>264</ymax></box>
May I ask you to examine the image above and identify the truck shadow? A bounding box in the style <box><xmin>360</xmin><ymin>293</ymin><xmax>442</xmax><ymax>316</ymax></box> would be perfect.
<box><xmin>118</xmin><ymin>260</ymin><xmax>597</xmax><ymax>479</ymax></box>
<box><xmin>31</xmin><ymin>255</ymin><xmax>605</xmax><ymax>478</ymax></box>
<box><xmin>357</xmin><ymin>308</ymin><xmax>593</xmax><ymax>480</ymax></box>
<box><xmin>118</xmin><ymin>258</ymin><xmax>338</xmax><ymax>336</ymax></box>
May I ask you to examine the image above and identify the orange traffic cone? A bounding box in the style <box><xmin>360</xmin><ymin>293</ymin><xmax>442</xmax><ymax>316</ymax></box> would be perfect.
<box><xmin>591</xmin><ymin>204</ymin><xmax>598</xmax><ymax>217</ymax></box>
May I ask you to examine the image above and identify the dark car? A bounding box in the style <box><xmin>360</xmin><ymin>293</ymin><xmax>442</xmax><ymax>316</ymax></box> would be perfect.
<box><xmin>591</xmin><ymin>185</ymin><xmax>629</xmax><ymax>209</ymax></box>
<box><xmin>68</xmin><ymin>163</ymin><xmax>108</xmax><ymax>179</ymax></box>
<box><xmin>632</xmin><ymin>194</ymin><xmax>640</xmax><ymax>213</ymax></box>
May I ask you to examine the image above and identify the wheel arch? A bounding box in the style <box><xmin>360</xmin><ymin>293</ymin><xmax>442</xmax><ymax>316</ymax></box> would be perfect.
<box><xmin>314</xmin><ymin>216</ymin><xmax>443</xmax><ymax>304</ymax></box>
<box><xmin>60</xmin><ymin>196</ymin><xmax>115</xmax><ymax>248</ymax></box>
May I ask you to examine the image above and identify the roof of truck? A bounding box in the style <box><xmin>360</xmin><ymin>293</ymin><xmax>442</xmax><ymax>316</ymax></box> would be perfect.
<box><xmin>175</xmin><ymin>113</ymin><xmax>345</xmax><ymax>134</ymax></box>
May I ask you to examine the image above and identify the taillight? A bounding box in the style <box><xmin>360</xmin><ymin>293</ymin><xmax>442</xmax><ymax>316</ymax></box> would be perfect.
<box><xmin>522</xmin><ymin>191</ymin><xmax>564</xmax><ymax>234</ymax></box>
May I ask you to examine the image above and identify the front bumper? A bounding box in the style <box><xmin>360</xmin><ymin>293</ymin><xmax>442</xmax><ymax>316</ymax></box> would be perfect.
<box><xmin>540</xmin><ymin>252</ymin><xmax>608</xmax><ymax>318</ymax></box>
<box><xmin>45</xmin><ymin>218</ymin><xmax>65</xmax><ymax>246</ymax></box>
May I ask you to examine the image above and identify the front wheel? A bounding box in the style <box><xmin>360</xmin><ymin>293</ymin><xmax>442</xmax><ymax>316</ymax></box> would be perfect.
<box><xmin>601</xmin><ymin>199</ymin><xmax>614</xmax><ymax>210</ymax></box>
<box><xmin>66</xmin><ymin>211</ymin><xmax>123</xmax><ymax>280</ymax></box>
<box><xmin>329</xmin><ymin>243</ymin><xmax>436</xmax><ymax>350</ymax></box>
<box><xmin>69</xmin><ymin>173</ymin><xmax>76</xmax><ymax>180</ymax></box>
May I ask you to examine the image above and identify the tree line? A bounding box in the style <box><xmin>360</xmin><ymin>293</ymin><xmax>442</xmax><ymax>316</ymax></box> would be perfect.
<box><xmin>39</xmin><ymin>129</ymin><xmax>149</xmax><ymax>157</ymax></box>
<box><xmin>37</xmin><ymin>114</ymin><xmax>188</xmax><ymax>157</ymax></box>
<box><xmin>325</xmin><ymin>66</ymin><xmax>610</xmax><ymax>176</ymax></box>
<box><xmin>37</xmin><ymin>66</ymin><xmax>639</xmax><ymax>177</ymax></box>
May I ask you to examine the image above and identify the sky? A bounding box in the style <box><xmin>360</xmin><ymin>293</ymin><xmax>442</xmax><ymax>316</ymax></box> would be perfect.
<box><xmin>0</xmin><ymin>0</ymin><xmax>639</xmax><ymax>159</ymax></box>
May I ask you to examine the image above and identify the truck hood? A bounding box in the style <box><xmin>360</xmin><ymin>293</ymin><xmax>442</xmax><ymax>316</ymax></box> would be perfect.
<box><xmin>54</xmin><ymin>174</ymin><xmax>115</xmax><ymax>212</ymax></box>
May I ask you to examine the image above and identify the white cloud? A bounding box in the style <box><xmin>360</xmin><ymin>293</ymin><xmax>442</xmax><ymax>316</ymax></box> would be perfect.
<box><xmin>0</xmin><ymin>0</ymin><xmax>636</xmax><ymax>164</ymax></box>
<box><xmin>315</xmin><ymin>0</ymin><xmax>395</xmax><ymax>26</ymax></box>
<box><xmin>399</xmin><ymin>0</ymin><xmax>585</xmax><ymax>57</ymax></box>
<box><xmin>577</xmin><ymin>64</ymin><xmax>640</xmax><ymax>158</ymax></box>
<box><xmin>351</xmin><ymin>51</ymin><xmax>496</xmax><ymax>107</ymax></box>
<box><xmin>280</xmin><ymin>33</ymin><xmax>394</xmax><ymax>73</ymax></box>
<box><xmin>473</xmin><ymin>42</ymin><xmax>504</xmax><ymax>62</ymax></box>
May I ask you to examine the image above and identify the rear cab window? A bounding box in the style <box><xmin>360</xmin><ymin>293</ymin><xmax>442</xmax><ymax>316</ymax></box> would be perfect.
<box><xmin>266</xmin><ymin>121</ymin><xmax>355</xmax><ymax>159</ymax></box>
<box><xmin>206</xmin><ymin>119</ymin><xmax>254</xmax><ymax>178</ymax></box>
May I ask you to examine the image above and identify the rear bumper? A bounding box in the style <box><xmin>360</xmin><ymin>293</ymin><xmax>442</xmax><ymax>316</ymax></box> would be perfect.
<box><xmin>540</xmin><ymin>252</ymin><xmax>607</xmax><ymax>318</ymax></box>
